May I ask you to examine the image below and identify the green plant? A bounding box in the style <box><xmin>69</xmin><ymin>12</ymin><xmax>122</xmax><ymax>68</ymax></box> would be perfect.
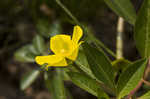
<box><xmin>14</xmin><ymin>0</ymin><xmax>150</xmax><ymax>98</ymax></box>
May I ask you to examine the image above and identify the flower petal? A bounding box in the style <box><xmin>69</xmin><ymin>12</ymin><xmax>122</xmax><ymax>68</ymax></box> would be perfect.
<box><xmin>72</xmin><ymin>26</ymin><xmax>83</xmax><ymax>44</ymax></box>
<box><xmin>66</xmin><ymin>46</ymin><xmax>79</xmax><ymax>61</ymax></box>
<box><xmin>50</xmin><ymin>35</ymin><xmax>73</xmax><ymax>56</ymax></box>
<box><xmin>35</xmin><ymin>55</ymin><xmax>67</xmax><ymax>66</ymax></box>
<box><xmin>67</xmin><ymin>41</ymin><xmax>83</xmax><ymax>60</ymax></box>
<box><xmin>47</xmin><ymin>58</ymin><xmax>67</xmax><ymax>67</ymax></box>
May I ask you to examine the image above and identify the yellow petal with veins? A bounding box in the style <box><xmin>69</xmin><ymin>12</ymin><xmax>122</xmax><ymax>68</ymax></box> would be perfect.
<box><xmin>50</xmin><ymin>35</ymin><xmax>73</xmax><ymax>56</ymax></box>
<box><xmin>72</xmin><ymin>25</ymin><xmax>83</xmax><ymax>44</ymax></box>
<box><xmin>35</xmin><ymin>55</ymin><xmax>67</xmax><ymax>66</ymax></box>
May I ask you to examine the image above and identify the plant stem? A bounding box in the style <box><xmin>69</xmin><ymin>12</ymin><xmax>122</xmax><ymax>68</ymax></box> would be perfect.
<box><xmin>116</xmin><ymin>17</ymin><xmax>124</xmax><ymax>59</ymax></box>
<box><xmin>55</xmin><ymin>0</ymin><xmax>79</xmax><ymax>24</ymax></box>
<box><xmin>94</xmin><ymin>38</ymin><xmax>116</xmax><ymax>58</ymax></box>
<box><xmin>142</xmin><ymin>79</ymin><xmax>150</xmax><ymax>86</ymax></box>
<box><xmin>55</xmin><ymin>0</ymin><xmax>116</xmax><ymax>58</ymax></box>
<box><xmin>126</xmin><ymin>80</ymin><xmax>143</xmax><ymax>99</ymax></box>
<box><xmin>126</xmin><ymin>59</ymin><xmax>150</xmax><ymax>99</ymax></box>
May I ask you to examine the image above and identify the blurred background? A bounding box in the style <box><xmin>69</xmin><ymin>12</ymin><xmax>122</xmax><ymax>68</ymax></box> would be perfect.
<box><xmin>0</xmin><ymin>0</ymin><xmax>142</xmax><ymax>99</ymax></box>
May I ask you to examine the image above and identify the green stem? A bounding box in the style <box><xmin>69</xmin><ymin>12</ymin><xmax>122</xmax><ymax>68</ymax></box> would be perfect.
<box><xmin>94</xmin><ymin>38</ymin><xmax>116</xmax><ymax>58</ymax></box>
<box><xmin>55</xmin><ymin>0</ymin><xmax>116</xmax><ymax>58</ymax></box>
<box><xmin>55</xmin><ymin>0</ymin><xmax>79</xmax><ymax>24</ymax></box>
<box><xmin>127</xmin><ymin>59</ymin><xmax>150</xmax><ymax>99</ymax></box>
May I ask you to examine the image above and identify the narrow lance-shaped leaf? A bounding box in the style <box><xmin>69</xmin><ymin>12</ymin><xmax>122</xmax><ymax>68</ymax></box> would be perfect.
<box><xmin>117</xmin><ymin>59</ymin><xmax>147</xmax><ymax>99</ymax></box>
<box><xmin>44</xmin><ymin>69</ymin><xmax>71</xmax><ymax>99</ymax></box>
<box><xmin>28</xmin><ymin>44</ymin><xmax>40</xmax><ymax>55</ymax></box>
<box><xmin>97</xmin><ymin>88</ymin><xmax>110</xmax><ymax>99</ymax></box>
<box><xmin>103</xmin><ymin>0</ymin><xmax>136</xmax><ymax>24</ymax></box>
<box><xmin>20</xmin><ymin>69</ymin><xmax>40</xmax><ymax>90</ymax></box>
<box><xmin>33</xmin><ymin>35</ymin><xmax>46</xmax><ymax>54</ymax></box>
<box><xmin>75</xmin><ymin>50</ymin><xmax>96</xmax><ymax>79</ymax></box>
<box><xmin>48</xmin><ymin>69</ymin><xmax>67</xmax><ymax>99</ymax></box>
<box><xmin>67</xmin><ymin>72</ymin><xmax>109</xmax><ymax>98</ymax></box>
<box><xmin>14</xmin><ymin>44</ymin><xmax>36</xmax><ymax>62</ymax></box>
<box><xmin>82</xmin><ymin>43</ymin><xmax>115</xmax><ymax>92</ymax></box>
<box><xmin>44</xmin><ymin>71</ymin><xmax>51</xmax><ymax>92</ymax></box>
<box><xmin>134</xmin><ymin>0</ymin><xmax>150</xmax><ymax>58</ymax></box>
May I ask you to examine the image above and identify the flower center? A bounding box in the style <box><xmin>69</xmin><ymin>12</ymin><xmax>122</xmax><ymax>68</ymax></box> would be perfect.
<box><xmin>59</xmin><ymin>42</ymin><xmax>72</xmax><ymax>55</ymax></box>
<box><xmin>50</xmin><ymin>35</ymin><xmax>75</xmax><ymax>57</ymax></box>
<box><xmin>61</xmin><ymin>49</ymin><xmax>65</xmax><ymax>53</ymax></box>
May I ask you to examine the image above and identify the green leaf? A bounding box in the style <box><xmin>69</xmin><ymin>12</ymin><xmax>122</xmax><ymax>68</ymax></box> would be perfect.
<box><xmin>20</xmin><ymin>69</ymin><xmax>40</xmax><ymax>90</ymax></box>
<box><xmin>82</xmin><ymin>43</ymin><xmax>115</xmax><ymax>91</ymax></box>
<box><xmin>134</xmin><ymin>0</ymin><xmax>150</xmax><ymax>58</ymax></box>
<box><xmin>44</xmin><ymin>71</ymin><xmax>51</xmax><ymax>92</ymax></box>
<box><xmin>36</xmin><ymin>19</ymin><xmax>61</xmax><ymax>38</ymax></box>
<box><xmin>117</xmin><ymin>59</ymin><xmax>147</xmax><ymax>99</ymax></box>
<box><xmin>49</xmin><ymin>69</ymin><xmax>67</xmax><ymax>99</ymax></box>
<box><xmin>75</xmin><ymin>50</ymin><xmax>96</xmax><ymax>80</ymax></box>
<box><xmin>45</xmin><ymin>70</ymin><xmax>72</xmax><ymax>99</ymax></box>
<box><xmin>28</xmin><ymin>44</ymin><xmax>40</xmax><ymax>55</ymax></box>
<box><xmin>62</xmin><ymin>69</ymin><xmax>71</xmax><ymax>81</ymax></box>
<box><xmin>33</xmin><ymin>35</ymin><xmax>46</xmax><ymax>54</ymax></box>
<box><xmin>138</xmin><ymin>91</ymin><xmax>150</xmax><ymax>99</ymax></box>
<box><xmin>68</xmin><ymin>72</ymin><xmax>109</xmax><ymax>98</ymax></box>
<box><xmin>14</xmin><ymin>44</ymin><xmax>36</xmax><ymax>62</ymax></box>
<box><xmin>103</xmin><ymin>0</ymin><xmax>136</xmax><ymax>24</ymax></box>
<box><xmin>97</xmin><ymin>88</ymin><xmax>110</xmax><ymax>99</ymax></box>
<box><xmin>49</xmin><ymin>20</ymin><xmax>62</xmax><ymax>36</ymax></box>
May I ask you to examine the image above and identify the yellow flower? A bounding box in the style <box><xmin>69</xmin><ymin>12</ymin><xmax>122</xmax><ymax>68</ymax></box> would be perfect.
<box><xmin>35</xmin><ymin>25</ymin><xmax>83</xmax><ymax>68</ymax></box>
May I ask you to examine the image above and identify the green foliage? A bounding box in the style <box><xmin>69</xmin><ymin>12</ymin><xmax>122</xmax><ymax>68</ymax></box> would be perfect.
<box><xmin>97</xmin><ymin>88</ymin><xmax>110</xmax><ymax>99</ymax></box>
<box><xmin>12</xmin><ymin>0</ymin><xmax>150</xmax><ymax>98</ymax></box>
<box><xmin>134</xmin><ymin>0</ymin><xmax>150</xmax><ymax>58</ymax></box>
<box><xmin>55</xmin><ymin>0</ymin><xmax>105</xmax><ymax>21</ymax></box>
<box><xmin>102</xmin><ymin>0</ymin><xmax>136</xmax><ymax>24</ymax></box>
<box><xmin>112</xmin><ymin>58</ymin><xmax>131</xmax><ymax>71</ymax></box>
<box><xmin>14</xmin><ymin>44</ymin><xmax>36</xmax><ymax>62</ymax></box>
<box><xmin>36</xmin><ymin>20</ymin><xmax>62</xmax><ymax>38</ymax></box>
<box><xmin>47</xmin><ymin>69</ymin><xmax>67</xmax><ymax>99</ymax></box>
<box><xmin>67</xmin><ymin>72</ymin><xmax>109</xmax><ymax>98</ymax></box>
<box><xmin>83</xmin><ymin>25</ymin><xmax>116</xmax><ymax>58</ymax></box>
<box><xmin>82</xmin><ymin>43</ymin><xmax>116</xmax><ymax>92</ymax></box>
<box><xmin>117</xmin><ymin>59</ymin><xmax>147</xmax><ymax>99</ymax></box>
<box><xmin>44</xmin><ymin>71</ymin><xmax>51</xmax><ymax>92</ymax></box>
<box><xmin>33</xmin><ymin>34</ymin><xmax>46</xmax><ymax>54</ymax></box>
<box><xmin>49</xmin><ymin>21</ymin><xmax>62</xmax><ymax>36</ymax></box>
<box><xmin>75</xmin><ymin>50</ymin><xmax>96</xmax><ymax>79</ymax></box>
<box><xmin>138</xmin><ymin>91</ymin><xmax>150</xmax><ymax>99</ymax></box>
<box><xmin>15</xmin><ymin>35</ymin><xmax>46</xmax><ymax>62</ymax></box>
<box><xmin>20</xmin><ymin>69</ymin><xmax>40</xmax><ymax>90</ymax></box>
